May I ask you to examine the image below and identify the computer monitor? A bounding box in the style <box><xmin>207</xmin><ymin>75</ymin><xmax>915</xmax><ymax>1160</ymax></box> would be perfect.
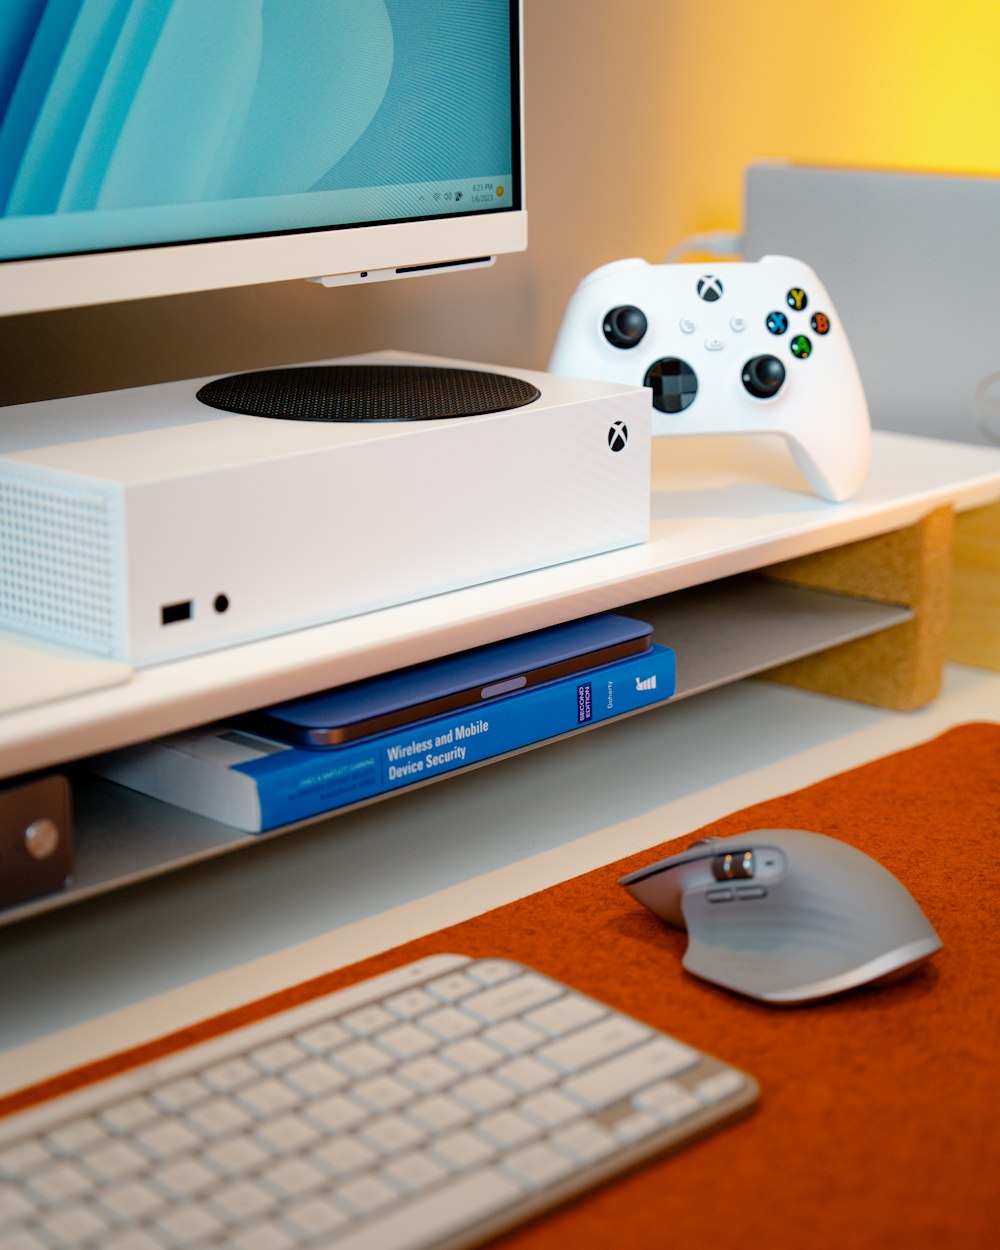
<box><xmin>0</xmin><ymin>0</ymin><xmax>526</xmax><ymax>319</ymax></box>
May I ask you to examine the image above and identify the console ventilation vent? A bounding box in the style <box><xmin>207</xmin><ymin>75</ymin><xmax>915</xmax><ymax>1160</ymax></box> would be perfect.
<box><xmin>0</xmin><ymin>469</ymin><xmax>120</xmax><ymax>656</ymax></box>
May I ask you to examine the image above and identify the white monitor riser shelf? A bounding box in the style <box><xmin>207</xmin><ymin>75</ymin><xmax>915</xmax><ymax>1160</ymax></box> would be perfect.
<box><xmin>1</xmin><ymin>420</ymin><xmax>999</xmax><ymax>930</ymax></box>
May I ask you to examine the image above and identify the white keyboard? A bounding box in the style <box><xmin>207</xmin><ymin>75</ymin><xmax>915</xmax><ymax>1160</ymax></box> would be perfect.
<box><xmin>0</xmin><ymin>955</ymin><xmax>758</xmax><ymax>1250</ymax></box>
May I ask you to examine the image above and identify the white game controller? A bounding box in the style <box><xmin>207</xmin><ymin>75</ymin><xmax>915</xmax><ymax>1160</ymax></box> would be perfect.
<box><xmin>548</xmin><ymin>255</ymin><xmax>871</xmax><ymax>501</ymax></box>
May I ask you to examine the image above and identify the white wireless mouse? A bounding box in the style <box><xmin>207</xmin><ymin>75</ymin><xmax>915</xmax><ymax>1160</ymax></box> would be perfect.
<box><xmin>619</xmin><ymin>829</ymin><xmax>942</xmax><ymax>1004</ymax></box>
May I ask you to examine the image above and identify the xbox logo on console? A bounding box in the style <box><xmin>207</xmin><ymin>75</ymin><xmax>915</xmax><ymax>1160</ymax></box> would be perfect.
<box><xmin>697</xmin><ymin>275</ymin><xmax>724</xmax><ymax>302</ymax></box>
<box><xmin>608</xmin><ymin>421</ymin><xmax>628</xmax><ymax>451</ymax></box>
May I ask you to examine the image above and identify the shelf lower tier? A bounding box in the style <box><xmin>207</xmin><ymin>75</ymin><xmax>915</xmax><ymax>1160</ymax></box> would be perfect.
<box><xmin>0</xmin><ymin>576</ymin><xmax>911</xmax><ymax>928</ymax></box>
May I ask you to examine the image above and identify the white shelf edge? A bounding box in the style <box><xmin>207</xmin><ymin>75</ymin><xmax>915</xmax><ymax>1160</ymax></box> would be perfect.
<box><xmin>2</xmin><ymin>430</ymin><xmax>1000</xmax><ymax>781</ymax></box>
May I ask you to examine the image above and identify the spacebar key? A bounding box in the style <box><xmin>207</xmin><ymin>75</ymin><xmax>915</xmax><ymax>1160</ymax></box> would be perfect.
<box><xmin>329</xmin><ymin>1167</ymin><xmax>523</xmax><ymax>1250</ymax></box>
<box><xmin>563</xmin><ymin>1037</ymin><xmax>698</xmax><ymax>1110</ymax></box>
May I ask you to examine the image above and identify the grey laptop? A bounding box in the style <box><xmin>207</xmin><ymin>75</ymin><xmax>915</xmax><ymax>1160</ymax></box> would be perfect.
<box><xmin>742</xmin><ymin>160</ymin><xmax>1000</xmax><ymax>447</ymax></box>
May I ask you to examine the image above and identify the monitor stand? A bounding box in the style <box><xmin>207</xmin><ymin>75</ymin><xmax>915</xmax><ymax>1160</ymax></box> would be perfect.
<box><xmin>196</xmin><ymin>362</ymin><xmax>540</xmax><ymax>422</ymax></box>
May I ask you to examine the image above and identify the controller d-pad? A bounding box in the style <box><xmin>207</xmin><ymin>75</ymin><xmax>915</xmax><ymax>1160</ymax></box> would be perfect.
<box><xmin>644</xmin><ymin>358</ymin><xmax>698</xmax><ymax>413</ymax></box>
<box><xmin>697</xmin><ymin>275</ymin><xmax>724</xmax><ymax>302</ymax></box>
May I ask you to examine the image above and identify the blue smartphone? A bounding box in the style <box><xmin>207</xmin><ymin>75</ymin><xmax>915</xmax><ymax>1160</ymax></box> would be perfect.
<box><xmin>249</xmin><ymin>614</ymin><xmax>653</xmax><ymax>746</ymax></box>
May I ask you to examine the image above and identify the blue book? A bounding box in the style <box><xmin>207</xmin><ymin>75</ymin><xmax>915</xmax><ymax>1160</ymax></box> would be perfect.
<box><xmin>91</xmin><ymin>644</ymin><xmax>676</xmax><ymax>832</ymax></box>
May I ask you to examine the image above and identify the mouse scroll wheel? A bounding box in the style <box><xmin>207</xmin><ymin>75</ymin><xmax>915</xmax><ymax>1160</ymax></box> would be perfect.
<box><xmin>712</xmin><ymin>850</ymin><xmax>755</xmax><ymax>881</ymax></box>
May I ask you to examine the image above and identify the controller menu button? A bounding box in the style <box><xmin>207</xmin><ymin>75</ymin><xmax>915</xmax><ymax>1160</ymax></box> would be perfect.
<box><xmin>790</xmin><ymin>335</ymin><xmax>813</xmax><ymax>359</ymax></box>
<box><xmin>602</xmin><ymin>305</ymin><xmax>648</xmax><ymax>348</ymax></box>
<box><xmin>742</xmin><ymin>355</ymin><xmax>786</xmax><ymax>399</ymax></box>
<box><xmin>645</xmin><ymin>357</ymin><xmax>698</xmax><ymax>413</ymax></box>
<box><xmin>811</xmin><ymin>312</ymin><xmax>831</xmax><ymax>335</ymax></box>
<box><xmin>786</xmin><ymin>287</ymin><xmax>808</xmax><ymax>311</ymax></box>
<box><xmin>766</xmin><ymin>311</ymin><xmax>789</xmax><ymax>335</ymax></box>
<box><xmin>730</xmin><ymin>316</ymin><xmax>747</xmax><ymax>333</ymax></box>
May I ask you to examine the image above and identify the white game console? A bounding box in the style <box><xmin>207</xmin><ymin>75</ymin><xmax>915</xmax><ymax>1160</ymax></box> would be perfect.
<box><xmin>548</xmin><ymin>255</ymin><xmax>871</xmax><ymax>502</ymax></box>
<box><xmin>0</xmin><ymin>352</ymin><xmax>650</xmax><ymax>666</ymax></box>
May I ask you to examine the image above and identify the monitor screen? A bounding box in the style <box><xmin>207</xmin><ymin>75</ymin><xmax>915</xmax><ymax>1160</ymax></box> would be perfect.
<box><xmin>0</xmin><ymin>0</ymin><xmax>525</xmax><ymax>315</ymax></box>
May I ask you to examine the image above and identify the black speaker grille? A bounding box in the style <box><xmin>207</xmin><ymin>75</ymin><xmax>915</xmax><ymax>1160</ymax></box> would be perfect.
<box><xmin>196</xmin><ymin>364</ymin><xmax>541</xmax><ymax>422</ymax></box>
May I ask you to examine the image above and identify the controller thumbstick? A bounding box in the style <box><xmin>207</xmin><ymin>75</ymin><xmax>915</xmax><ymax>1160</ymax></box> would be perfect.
<box><xmin>603</xmin><ymin>305</ymin><xmax>648</xmax><ymax>349</ymax></box>
<box><xmin>742</xmin><ymin>355</ymin><xmax>786</xmax><ymax>399</ymax></box>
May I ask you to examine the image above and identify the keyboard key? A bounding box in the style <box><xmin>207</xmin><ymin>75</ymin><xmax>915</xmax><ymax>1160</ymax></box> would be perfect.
<box><xmin>280</xmin><ymin>1195</ymin><xmax>349</xmax><ymax>1239</ymax></box>
<box><xmin>325</xmin><ymin>1167</ymin><xmax>523</xmax><ymax>1250</ymax></box>
<box><xmin>361</xmin><ymin>1115</ymin><xmax>427</xmax><ymax>1157</ymax></box>
<box><xmin>81</xmin><ymin>1141</ymin><xmax>147</xmax><ymax>1184</ymax></box>
<box><xmin>249</xmin><ymin>1040</ymin><xmax>305</xmax><ymax>1073</ymax></box>
<box><xmin>310</xmin><ymin>1136</ymin><xmax>378</xmax><ymax>1178</ymax></box>
<box><xmin>334</xmin><ymin>1172</ymin><xmax>399</xmax><ymax>1216</ymax></box>
<box><xmin>538</xmin><ymin>1016</ymin><xmax>650</xmax><ymax>1074</ymax></box>
<box><xmin>525</xmin><ymin>994</ymin><xmax>606</xmax><ymax>1038</ymax></box>
<box><xmin>152</xmin><ymin>1157</ymin><xmax>216</xmax><ymax>1198</ymax></box>
<box><xmin>150</xmin><ymin>1077</ymin><xmax>207</xmax><ymax>1113</ymax></box>
<box><xmin>440</xmin><ymin>1036</ymin><xmax>502</xmax><ymax>1073</ymax></box>
<box><xmin>383</xmin><ymin>988</ymin><xmax>438</xmax><ymax>1019</ymax></box>
<box><xmin>451</xmin><ymin>1075</ymin><xmax>514</xmax><ymax>1114</ymax></box>
<box><xmin>377</xmin><ymin>1023</ymin><xmax>438</xmax><ymax>1060</ymax></box>
<box><xmin>495</xmin><ymin>1055</ymin><xmax>557</xmax><ymax>1094</ymax></box>
<box><xmin>694</xmin><ymin>1069</ymin><xmax>747</xmax><ymax>1104</ymax></box>
<box><xmin>255</xmin><ymin>1113</ymin><xmax>321</xmax><ymax>1155</ymax></box>
<box><xmin>260</xmin><ymin>1157</ymin><xmax>326</xmax><ymax>1199</ymax></box>
<box><xmin>45</xmin><ymin>1118</ymin><xmax>105</xmax><ymax>1157</ymax></box>
<box><xmin>305</xmin><ymin>1093</ymin><xmax>368</xmax><ymax>1135</ymax></box>
<box><xmin>420</xmin><ymin>1006</ymin><xmax>480</xmax><ymax>1042</ymax></box>
<box><xmin>502</xmin><ymin>1141</ymin><xmax>575</xmax><ymax>1189</ymax></box>
<box><xmin>467</xmin><ymin>960</ymin><xmax>520</xmax><ymax>986</ymax></box>
<box><xmin>96</xmin><ymin>1178</ymin><xmax>166</xmax><ymax>1223</ymax></box>
<box><xmin>155</xmin><ymin>1201</ymin><xmax>224</xmax><ymax>1243</ymax></box>
<box><xmin>425</xmin><ymin>972</ymin><xmax>479</xmax><ymax>1002</ymax></box>
<box><xmin>100</xmin><ymin>1096</ymin><xmax>158</xmax><ymax>1135</ymax></box>
<box><xmin>202</xmin><ymin>1057</ymin><xmax>258</xmax><ymax>1093</ymax></box>
<box><xmin>0</xmin><ymin>1140</ymin><xmax>52</xmax><ymax>1179</ymax></box>
<box><xmin>231</xmin><ymin>1223</ymin><xmax>297</xmax><ymax>1250</ymax></box>
<box><xmin>237</xmin><ymin>1080</ymin><xmax>301</xmax><ymax>1120</ymax></box>
<box><xmin>341</xmin><ymin>1005</ymin><xmax>395</xmax><ymax>1037</ymax></box>
<box><xmin>382</xmin><ymin>1150</ymin><xmax>449</xmax><ymax>1194</ymax></box>
<box><xmin>204</xmin><ymin>1135</ymin><xmax>271</xmax><ymax>1177</ymax></box>
<box><xmin>408</xmin><ymin>1095</ymin><xmax>470</xmax><ymax>1134</ymax></box>
<box><xmin>39</xmin><ymin>1203</ymin><xmax>110</xmax><ymax>1247</ymax></box>
<box><xmin>476</xmin><ymin>1108</ymin><xmax>538</xmax><ymax>1149</ymax></box>
<box><xmin>482</xmin><ymin>1019</ymin><xmax>543</xmax><ymax>1055</ymax></box>
<box><xmin>397</xmin><ymin>1055</ymin><xmax>456</xmax><ymax>1093</ymax></box>
<box><xmin>26</xmin><ymin>1161</ymin><xmax>92</xmax><ymax>1205</ymax></box>
<box><xmin>210</xmin><ymin>1179</ymin><xmax>277</xmax><ymax>1224</ymax></box>
<box><xmin>563</xmin><ymin>1037</ymin><xmax>699</xmax><ymax>1110</ymax></box>
<box><xmin>133</xmin><ymin>1117</ymin><xmax>201</xmax><ymax>1161</ymax></box>
<box><xmin>551</xmin><ymin>1119</ymin><xmax>618</xmax><ymax>1163</ymax></box>
<box><xmin>282</xmin><ymin>1057</ymin><xmax>348</xmax><ymax>1097</ymax></box>
<box><xmin>430</xmin><ymin>1130</ymin><xmax>496</xmax><ymax>1172</ymax></box>
<box><xmin>463</xmin><ymin>974</ymin><xmax>562</xmax><ymax>1024</ymax></box>
<box><xmin>295</xmin><ymin>1020</ymin><xmax>350</xmax><ymax>1055</ymax></box>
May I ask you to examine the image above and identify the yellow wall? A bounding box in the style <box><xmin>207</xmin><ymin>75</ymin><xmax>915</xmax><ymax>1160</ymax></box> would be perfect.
<box><xmin>1</xmin><ymin>1</ymin><xmax>998</xmax><ymax>407</ymax></box>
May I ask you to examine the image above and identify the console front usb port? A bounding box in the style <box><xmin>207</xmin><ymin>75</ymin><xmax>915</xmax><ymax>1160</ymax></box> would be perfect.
<box><xmin>161</xmin><ymin>600</ymin><xmax>192</xmax><ymax>625</ymax></box>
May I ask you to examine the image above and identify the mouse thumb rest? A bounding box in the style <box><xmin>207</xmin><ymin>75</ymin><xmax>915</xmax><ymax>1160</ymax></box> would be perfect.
<box><xmin>619</xmin><ymin>830</ymin><xmax>942</xmax><ymax>1004</ymax></box>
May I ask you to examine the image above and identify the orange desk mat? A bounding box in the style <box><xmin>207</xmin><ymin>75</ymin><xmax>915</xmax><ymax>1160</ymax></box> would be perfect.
<box><xmin>4</xmin><ymin>722</ymin><xmax>1000</xmax><ymax>1249</ymax></box>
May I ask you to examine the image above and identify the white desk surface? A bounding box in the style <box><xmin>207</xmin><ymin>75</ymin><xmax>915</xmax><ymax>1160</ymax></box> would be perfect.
<box><xmin>3</xmin><ymin>660</ymin><xmax>998</xmax><ymax>1097</ymax></box>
